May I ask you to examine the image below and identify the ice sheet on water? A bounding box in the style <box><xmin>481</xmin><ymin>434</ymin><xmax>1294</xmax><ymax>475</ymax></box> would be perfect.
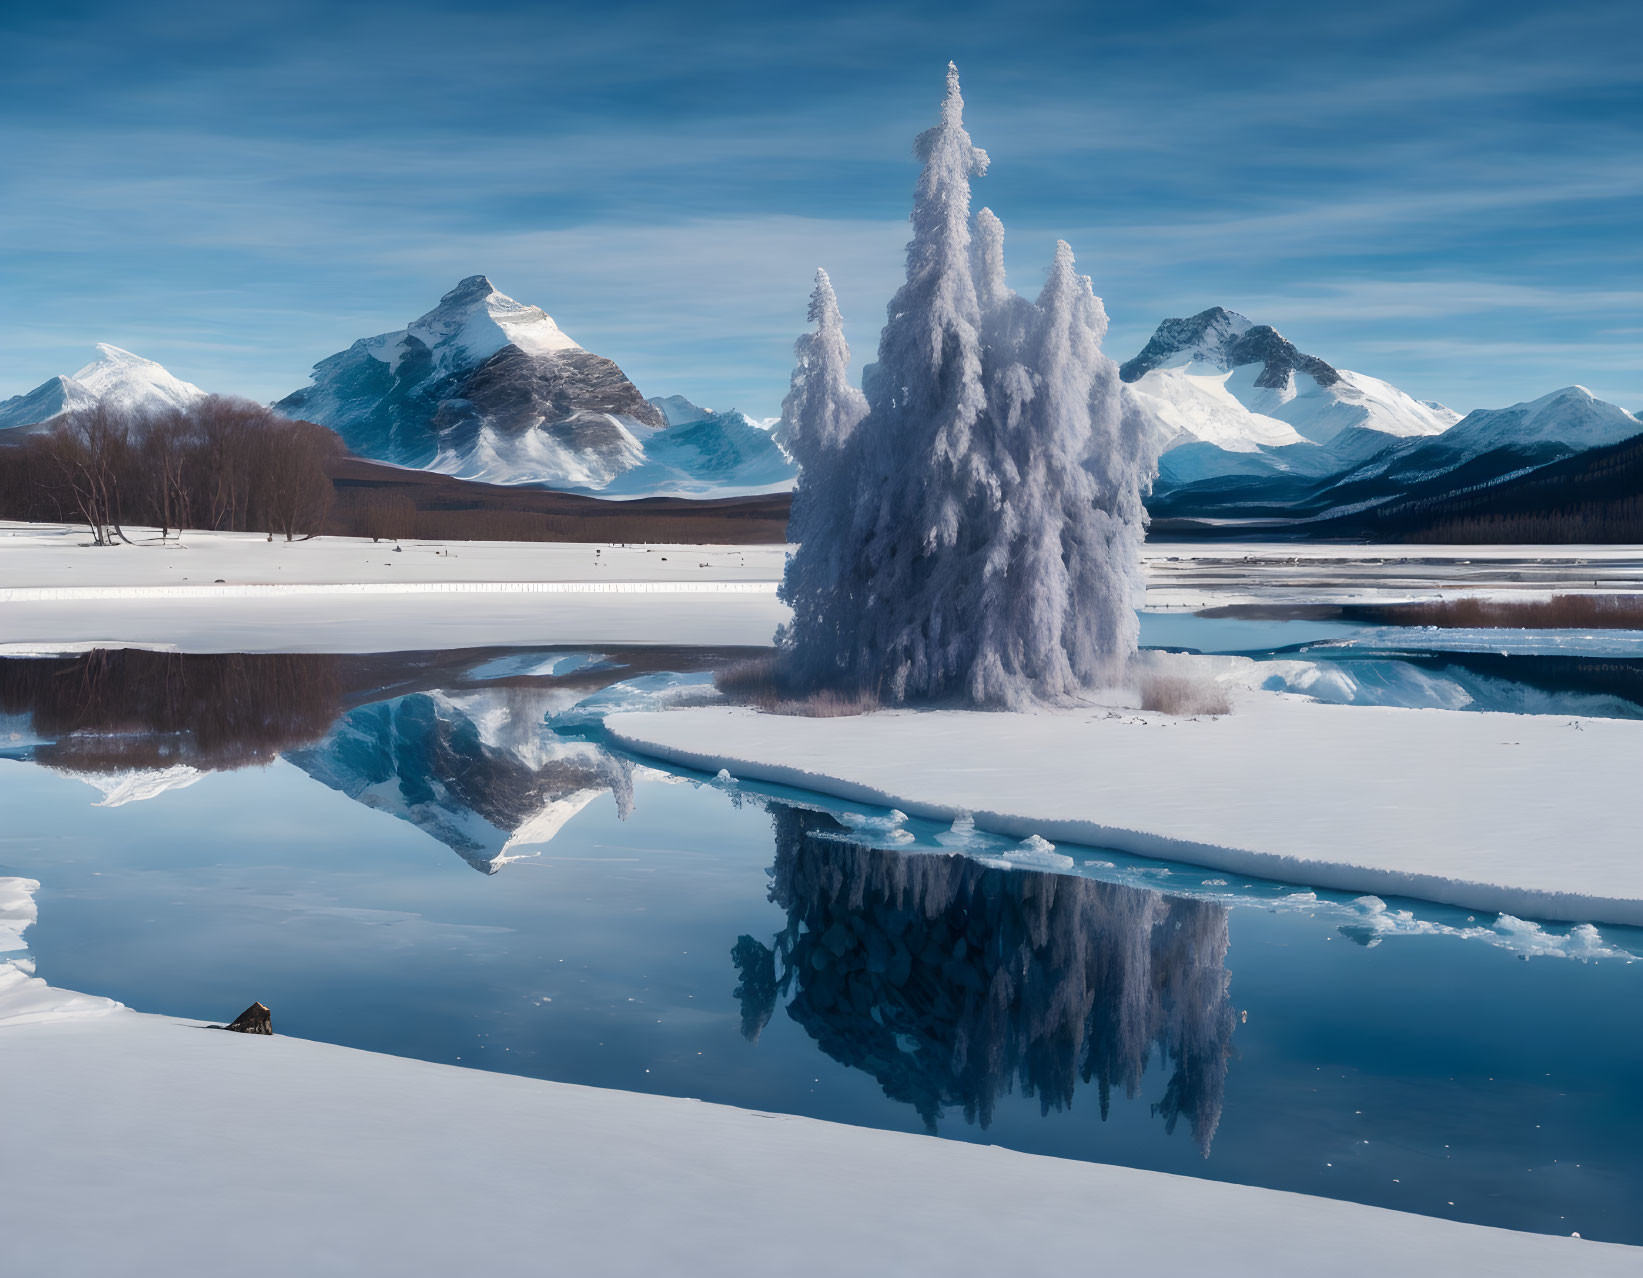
<box><xmin>1191</xmin><ymin>652</ymin><xmax>1638</xmax><ymax>719</ymax></box>
<box><xmin>833</xmin><ymin>808</ymin><xmax>917</xmax><ymax>844</ymax></box>
<box><xmin>933</xmin><ymin>814</ymin><xmax>1003</xmax><ymax>853</ymax></box>
<box><xmin>1340</xmin><ymin>896</ymin><xmax>1635</xmax><ymax>960</ymax></box>
<box><xmin>1322</xmin><ymin>627</ymin><xmax>1643</xmax><ymax>659</ymax></box>
<box><xmin>548</xmin><ymin>672</ymin><xmax>717</xmax><ymax>730</ymax></box>
<box><xmin>1002</xmin><ymin>835</ymin><xmax>1076</xmax><ymax>871</ymax></box>
<box><xmin>465</xmin><ymin>651</ymin><xmax>605</xmax><ymax>681</ymax></box>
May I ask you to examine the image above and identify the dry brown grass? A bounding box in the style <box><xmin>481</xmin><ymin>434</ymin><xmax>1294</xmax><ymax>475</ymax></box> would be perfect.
<box><xmin>325</xmin><ymin>455</ymin><xmax>790</xmax><ymax>545</ymax></box>
<box><xmin>1138</xmin><ymin>671</ymin><xmax>1233</xmax><ymax>716</ymax></box>
<box><xmin>1359</xmin><ymin>594</ymin><xmax>1643</xmax><ymax>630</ymax></box>
<box><xmin>714</xmin><ymin>654</ymin><xmax>880</xmax><ymax>718</ymax></box>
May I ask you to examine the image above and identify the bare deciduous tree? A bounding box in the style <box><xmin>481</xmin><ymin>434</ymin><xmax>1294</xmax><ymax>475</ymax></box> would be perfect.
<box><xmin>41</xmin><ymin>402</ymin><xmax>135</xmax><ymax>545</ymax></box>
<box><xmin>2</xmin><ymin>395</ymin><xmax>345</xmax><ymax>543</ymax></box>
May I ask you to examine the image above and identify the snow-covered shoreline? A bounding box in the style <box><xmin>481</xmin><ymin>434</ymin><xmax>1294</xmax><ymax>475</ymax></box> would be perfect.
<box><xmin>606</xmin><ymin>695</ymin><xmax>1643</xmax><ymax>927</ymax></box>
<box><xmin>0</xmin><ymin>875</ymin><xmax>1633</xmax><ymax>1276</ymax></box>
<box><xmin>7</xmin><ymin>522</ymin><xmax>1638</xmax><ymax>597</ymax></box>
<box><xmin>3</xmin><ymin>521</ymin><xmax>1640</xmax><ymax>654</ymax></box>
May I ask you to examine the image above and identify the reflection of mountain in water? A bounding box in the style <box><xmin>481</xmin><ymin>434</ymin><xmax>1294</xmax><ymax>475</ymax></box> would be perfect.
<box><xmin>0</xmin><ymin>650</ymin><xmax>340</xmax><ymax>784</ymax></box>
<box><xmin>287</xmin><ymin>688</ymin><xmax>633</xmax><ymax>874</ymax></box>
<box><xmin>736</xmin><ymin>810</ymin><xmax>1235</xmax><ymax>1155</ymax></box>
<box><xmin>1</xmin><ymin>644</ymin><xmax>745</xmax><ymax>858</ymax></box>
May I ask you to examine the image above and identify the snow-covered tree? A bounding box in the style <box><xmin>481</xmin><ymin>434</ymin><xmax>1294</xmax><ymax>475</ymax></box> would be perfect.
<box><xmin>778</xmin><ymin>63</ymin><xmax>1157</xmax><ymax>708</ymax></box>
<box><xmin>775</xmin><ymin>269</ymin><xmax>868</xmax><ymax>682</ymax></box>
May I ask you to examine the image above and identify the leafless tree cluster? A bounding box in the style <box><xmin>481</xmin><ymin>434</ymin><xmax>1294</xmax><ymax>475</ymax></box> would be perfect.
<box><xmin>0</xmin><ymin>396</ymin><xmax>342</xmax><ymax>542</ymax></box>
<box><xmin>0</xmin><ymin>649</ymin><xmax>342</xmax><ymax>772</ymax></box>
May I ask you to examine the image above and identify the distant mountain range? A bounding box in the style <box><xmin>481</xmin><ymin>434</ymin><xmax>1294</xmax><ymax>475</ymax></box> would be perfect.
<box><xmin>0</xmin><ymin>344</ymin><xmax>205</xmax><ymax>432</ymax></box>
<box><xmin>4</xmin><ymin>288</ymin><xmax>1637</xmax><ymax>534</ymax></box>
<box><xmin>1125</xmin><ymin>307</ymin><xmax>1640</xmax><ymax>533</ymax></box>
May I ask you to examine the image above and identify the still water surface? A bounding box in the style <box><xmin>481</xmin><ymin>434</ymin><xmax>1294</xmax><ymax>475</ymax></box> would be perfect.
<box><xmin>1</xmin><ymin>635</ymin><xmax>1638</xmax><ymax>1242</ymax></box>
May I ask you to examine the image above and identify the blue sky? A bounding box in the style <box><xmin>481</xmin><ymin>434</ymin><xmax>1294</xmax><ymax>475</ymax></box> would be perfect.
<box><xmin>2</xmin><ymin>0</ymin><xmax>1639</xmax><ymax>416</ymax></box>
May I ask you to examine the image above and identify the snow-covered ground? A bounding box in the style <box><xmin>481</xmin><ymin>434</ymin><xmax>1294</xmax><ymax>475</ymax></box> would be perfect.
<box><xmin>606</xmin><ymin>691</ymin><xmax>1643</xmax><ymax>927</ymax></box>
<box><xmin>4</xmin><ymin>523</ymin><xmax>1639</xmax><ymax>654</ymax></box>
<box><xmin>0</xmin><ymin>521</ymin><xmax>786</xmax><ymax>589</ymax></box>
<box><xmin>0</xmin><ymin>882</ymin><xmax>1631</xmax><ymax>1276</ymax></box>
<box><xmin>0</xmin><ymin>522</ymin><xmax>789</xmax><ymax>653</ymax></box>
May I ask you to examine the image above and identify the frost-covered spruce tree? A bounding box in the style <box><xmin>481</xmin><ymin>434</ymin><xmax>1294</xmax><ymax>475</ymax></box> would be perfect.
<box><xmin>845</xmin><ymin>61</ymin><xmax>998</xmax><ymax>703</ymax></box>
<box><xmin>779</xmin><ymin>63</ymin><xmax>1155</xmax><ymax>708</ymax></box>
<box><xmin>775</xmin><ymin>269</ymin><xmax>868</xmax><ymax>683</ymax></box>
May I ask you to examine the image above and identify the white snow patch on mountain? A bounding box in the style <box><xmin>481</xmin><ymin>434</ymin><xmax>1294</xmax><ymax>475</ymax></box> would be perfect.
<box><xmin>430</xmin><ymin>413</ymin><xmax>652</xmax><ymax>488</ymax></box>
<box><xmin>1224</xmin><ymin>364</ymin><xmax>1460</xmax><ymax>444</ymax></box>
<box><xmin>1127</xmin><ymin>368</ymin><xmax>1305</xmax><ymax>453</ymax></box>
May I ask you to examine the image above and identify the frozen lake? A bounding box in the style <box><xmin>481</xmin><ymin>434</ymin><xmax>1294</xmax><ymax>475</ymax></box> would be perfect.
<box><xmin>1</xmin><ymin>623</ymin><xmax>1639</xmax><ymax>1243</ymax></box>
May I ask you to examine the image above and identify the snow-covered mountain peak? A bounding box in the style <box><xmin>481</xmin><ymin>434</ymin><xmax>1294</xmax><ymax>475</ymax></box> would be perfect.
<box><xmin>1438</xmin><ymin>385</ymin><xmax>1640</xmax><ymax>452</ymax></box>
<box><xmin>0</xmin><ymin>345</ymin><xmax>206</xmax><ymax>431</ymax></box>
<box><xmin>68</xmin><ymin>344</ymin><xmax>206</xmax><ymax>414</ymax></box>
<box><xmin>1120</xmin><ymin>306</ymin><xmax>1256</xmax><ymax>378</ymax></box>
<box><xmin>276</xmin><ymin>279</ymin><xmax>667</xmax><ymax>485</ymax></box>
<box><xmin>73</xmin><ymin>343</ymin><xmax>156</xmax><ymax>379</ymax></box>
<box><xmin>1121</xmin><ymin>307</ymin><xmax>1342</xmax><ymax>392</ymax></box>
<box><xmin>1122</xmin><ymin>306</ymin><xmax>1459</xmax><ymax>468</ymax></box>
<box><xmin>402</xmin><ymin>275</ymin><xmax>581</xmax><ymax>378</ymax></box>
<box><xmin>650</xmin><ymin>394</ymin><xmax>714</xmax><ymax>426</ymax></box>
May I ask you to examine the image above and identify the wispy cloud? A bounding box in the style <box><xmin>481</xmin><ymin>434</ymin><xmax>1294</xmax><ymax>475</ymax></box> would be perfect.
<box><xmin>2</xmin><ymin>0</ymin><xmax>1639</xmax><ymax>414</ymax></box>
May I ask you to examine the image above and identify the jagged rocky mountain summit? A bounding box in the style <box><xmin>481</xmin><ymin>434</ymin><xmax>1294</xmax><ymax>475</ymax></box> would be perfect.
<box><xmin>0</xmin><ymin>344</ymin><xmax>206</xmax><ymax>432</ymax></box>
<box><xmin>275</xmin><ymin>276</ymin><xmax>794</xmax><ymax>495</ymax></box>
<box><xmin>275</xmin><ymin>275</ymin><xmax>667</xmax><ymax>489</ymax></box>
<box><xmin>1120</xmin><ymin>307</ymin><xmax>1459</xmax><ymax>480</ymax></box>
<box><xmin>1121</xmin><ymin>306</ymin><xmax>1341</xmax><ymax>391</ymax></box>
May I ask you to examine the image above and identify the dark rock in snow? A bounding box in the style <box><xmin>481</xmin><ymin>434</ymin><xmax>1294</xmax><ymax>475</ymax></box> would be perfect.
<box><xmin>221</xmin><ymin>1002</ymin><xmax>273</xmax><ymax>1035</ymax></box>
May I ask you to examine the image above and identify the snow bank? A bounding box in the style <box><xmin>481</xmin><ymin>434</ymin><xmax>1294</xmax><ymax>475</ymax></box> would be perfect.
<box><xmin>0</xmin><ymin>877</ymin><xmax>125</xmax><ymax>1026</ymax></box>
<box><xmin>0</xmin><ymin>876</ymin><xmax>37</xmax><ymax>953</ymax></box>
<box><xmin>1</xmin><ymin>1004</ymin><xmax>1632</xmax><ymax>1274</ymax></box>
<box><xmin>607</xmin><ymin>696</ymin><xmax>1643</xmax><ymax>926</ymax></box>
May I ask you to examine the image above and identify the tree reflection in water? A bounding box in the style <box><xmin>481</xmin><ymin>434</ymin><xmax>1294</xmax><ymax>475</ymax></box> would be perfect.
<box><xmin>0</xmin><ymin>649</ymin><xmax>342</xmax><ymax>772</ymax></box>
<box><xmin>734</xmin><ymin>808</ymin><xmax>1235</xmax><ymax>1155</ymax></box>
<box><xmin>0</xmin><ymin>645</ymin><xmax>737</xmax><ymax>872</ymax></box>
